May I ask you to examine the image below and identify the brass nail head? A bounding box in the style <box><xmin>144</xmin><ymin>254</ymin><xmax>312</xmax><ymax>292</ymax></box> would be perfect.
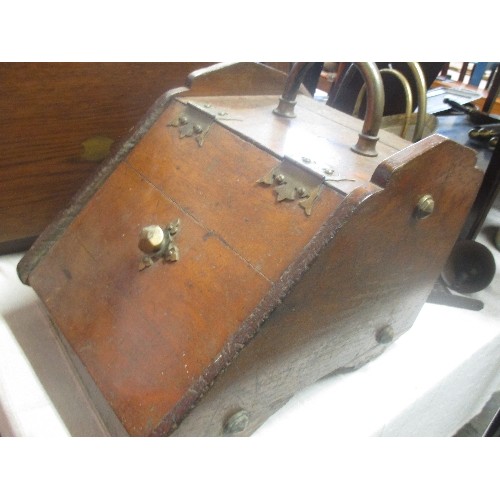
<box><xmin>416</xmin><ymin>194</ymin><xmax>435</xmax><ymax>219</ymax></box>
<box><xmin>223</xmin><ymin>410</ymin><xmax>249</xmax><ymax>436</ymax></box>
<box><xmin>376</xmin><ymin>325</ymin><xmax>394</xmax><ymax>344</ymax></box>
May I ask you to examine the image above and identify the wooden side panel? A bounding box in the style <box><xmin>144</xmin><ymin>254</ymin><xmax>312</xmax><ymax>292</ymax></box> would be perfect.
<box><xmin>173</xmin><ymin>136</ymin><xmax>483</xmax><ymax>436</ymax></box>
<box><xmin>185</xmin><ymin>62</ymin><xmax>291</xmax><ymax>97</ymax></box>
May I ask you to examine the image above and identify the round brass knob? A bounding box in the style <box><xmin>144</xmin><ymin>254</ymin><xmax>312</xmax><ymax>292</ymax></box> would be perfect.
<box><xmin>415</xmin><ymin>194</ymin><xmax>435</xmax><ymax>219</ymax></box>
<box><xmin>138</xmin><ymin>225</ymin><xmax>165</xmax><ymax>254</ymax></box>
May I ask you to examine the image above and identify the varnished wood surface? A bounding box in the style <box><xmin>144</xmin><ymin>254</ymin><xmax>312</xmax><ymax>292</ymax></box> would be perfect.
<box><xmin>27</xmin><ymin>97</ymin><xmax>343</xmax><ymax>436</ymax></box>
<box><xmin>184</xmin><ymin>94</ymin><xmax>410</xmax><ymax>195</ymax></box>
<box><xmin>0</xmin><ymin>62</ymin><xmax>213</xmax><ymax>252</ymax></box>
<box><xmin>127</xmin><ymin>100</ymin><xmax>344</xmax><ymax>282</ymax></box>
<box><xmin>15</xmin><ymin>63</ymin><xmax>291</xmax><ymax>281</ymax></box>
<box><xmin>28</xmin><ymin>162</ymin><xmax>273</xmax><ymax>435</ymax></box>
<box><xmin>186</xmin><ymin>62</ymin><xmax>291</xmax><ymax>97</ymax></box>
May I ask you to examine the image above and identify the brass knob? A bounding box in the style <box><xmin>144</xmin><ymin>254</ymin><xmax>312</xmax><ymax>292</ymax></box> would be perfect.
<box><xmin>415</xmin><ymin>194</ymin><xmax>435</xmax><ymax>219</ymax></box>
<box><xmin>139</xmin><ymin>225</ymin><xmax>165</xmax><ymax>254</ymax></box>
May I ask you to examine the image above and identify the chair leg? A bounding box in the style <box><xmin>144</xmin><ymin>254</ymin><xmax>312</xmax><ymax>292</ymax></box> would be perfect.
<box><xmin>482</xmin><ymin>66</ymin><xmax>500</xmax><ymax>114</ymax></box>
<box><xmin>458</xmin><ymin>62</ymin><xmax>469</xmax><ymax>82</ymax></box>
<box><xmin>469</xmin><ymin>62</ymin><xmax>488</xmax><ymax>87</ymax></box>
<box><xmin>485</xmin><ymin>64</ymin><xmax>499</xmax><ymax>90</ymax></box>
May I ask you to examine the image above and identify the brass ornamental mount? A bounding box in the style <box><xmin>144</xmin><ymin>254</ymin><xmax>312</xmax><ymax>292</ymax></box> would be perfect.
<box><xmin>167</xmin><ymin>101</ymin><xmax>243</xmax><ymax>147</ymax></box>
<box><xmin>167</xmin><ymin>104</ymin><xmax>215</xmax><ymax>146</ymax></box>
<box><xmin>138</xmin><ymin>219</ymin><xmax>181</xmax><ymax>270</ymax></box>
<box><xmin>258</xmin><ymin>156</ymin><xmax>325</xmax><ymax>216</ymax></box>
<box><xmin>273</xmin><ymin>62</ymin><xmax>385</xmax><ymax>157</ymax></box>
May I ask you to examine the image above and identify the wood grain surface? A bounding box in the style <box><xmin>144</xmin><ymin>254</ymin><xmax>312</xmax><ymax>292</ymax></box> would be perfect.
<box><xmin>26</xmin><ymin>98</ymin><xmax>343</xmax><ymax>436</ymax></box>
<box><xmin>0</xmin><ymin>62</ymin><xmax>213</xmax><ymax>252</ymax></box>
<box><xmin>28</xmin><ymin>161</ymin><xmax>273</xmax><ymax>435</ymax></box>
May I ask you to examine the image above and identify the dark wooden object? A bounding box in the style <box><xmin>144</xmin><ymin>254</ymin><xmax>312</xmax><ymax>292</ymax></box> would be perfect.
<box><xmin>460</xmin><ymin>138</ymin><xmax>500</xmax><ymax>240</ymax></box>
<box><xmin>0</xmin><ymin>62</ymin><xmax>214</xmax><ymax>254</ymax></box>
<box><xmin>18</xmin><ymin>63</ymin><xmax>482</xmax><ymax>436</ymax></box>
<box><xmin>327</xmin><ymin>62</ymin><xmax>444</xmax><ymax>116</ymax></box>
<box><xmin>482</xmin><ymin>64</ymin><xmax>500</xmax><ymax>114</ymax></box>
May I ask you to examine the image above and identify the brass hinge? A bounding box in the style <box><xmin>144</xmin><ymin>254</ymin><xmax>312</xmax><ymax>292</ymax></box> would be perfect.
<box><xmin>258</xmin><ymin>157</ymin><xmax>325</xmax><ymax>216</ymax></box>
<box><xmin>167</xmin><ymin>103</ymin><xmax>215</xmax><ymax>146</ymax></box>
<box><xmin>167</xmin><ymin>101</ymin><xmax>241</xmax><ymax>147</ymax></box>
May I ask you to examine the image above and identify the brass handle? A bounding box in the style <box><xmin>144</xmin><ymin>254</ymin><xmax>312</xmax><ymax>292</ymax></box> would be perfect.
<box><xmin>352</xmin><ymin>63</ymin><xmax>428</xmax><ymax>142</ymax></box>
<box><xmin>354</xmin><ymin>68</ymin><xmax>414</xmax><ymax>139</ymax></box>
<box><xmin>272</xmin><ymin>62</ymin><xmax>316</xmax><ymax>118</ymax></box>
<box><xmin>407</xmin><ymin>62</ymin><xmax>427</xmax><ymax>142</ymax></box>
<box><xmin>273</xmin><ymin>62</ymin><xmax>385</xmax><ymax>157</ymax></box>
